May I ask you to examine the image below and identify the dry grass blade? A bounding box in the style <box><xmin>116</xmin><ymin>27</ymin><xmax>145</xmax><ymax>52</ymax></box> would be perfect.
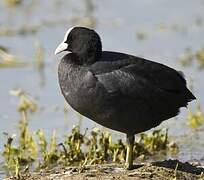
<box><xmin>0</xmin><ymin>49</ymin><xmax>27</xmax><ymax>68</ymax></box>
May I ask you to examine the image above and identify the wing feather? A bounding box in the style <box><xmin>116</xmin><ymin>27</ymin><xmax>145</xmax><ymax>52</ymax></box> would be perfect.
<box><xmin>91</xmin><ymin>60</ymin><xmax>186</xmax><ymax>99</ymax></box>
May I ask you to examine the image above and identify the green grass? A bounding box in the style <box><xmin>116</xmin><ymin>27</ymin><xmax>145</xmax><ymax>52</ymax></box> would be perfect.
<box><xmin>2</xmin><ymin>90</ymin><xmax>179</xmax><ymax>178</ymax></box>
<box><xmin>187</xmin><ymin>105</ymin><xmax>204</xmax><ymax>129</ymax></box>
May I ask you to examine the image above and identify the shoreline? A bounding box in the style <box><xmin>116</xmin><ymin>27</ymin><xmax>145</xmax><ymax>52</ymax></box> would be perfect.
<box><xmin>5</xmin><ymin>159</ymin><xmax>204</xmax><ymax>180</ymax></box>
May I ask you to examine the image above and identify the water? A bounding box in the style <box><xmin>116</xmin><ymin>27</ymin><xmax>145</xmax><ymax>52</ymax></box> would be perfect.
<box><xmin>0</xmin><ymin>0</ymin><xmax>204</xmax><ymax>177</ymax></box>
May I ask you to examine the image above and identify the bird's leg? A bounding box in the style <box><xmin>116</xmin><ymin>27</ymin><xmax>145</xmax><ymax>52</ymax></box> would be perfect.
<box><xmin>125</xmin><ymin>134</ymin><xmax>135</xmax><ymax>170</ymax></box>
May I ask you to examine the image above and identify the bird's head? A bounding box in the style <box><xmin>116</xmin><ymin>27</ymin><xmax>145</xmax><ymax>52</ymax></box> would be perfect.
<box><xmin>55</xmin><ymin>27</ymin><xmax>102</xmax><ymax>64</ymax></box>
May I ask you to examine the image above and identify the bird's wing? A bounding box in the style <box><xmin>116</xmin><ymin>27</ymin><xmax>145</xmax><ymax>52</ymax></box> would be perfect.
<box><xmin>89</xmin><ymin>58</ymin><xmax>187</xmax><ymax>99</ymax></box>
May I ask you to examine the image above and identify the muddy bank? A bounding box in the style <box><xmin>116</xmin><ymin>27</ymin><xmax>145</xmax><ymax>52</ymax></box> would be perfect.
<box><xmin>5</xmin><ymin>159</ymin><xmax>204</xmax><ymax>180</ymax></box>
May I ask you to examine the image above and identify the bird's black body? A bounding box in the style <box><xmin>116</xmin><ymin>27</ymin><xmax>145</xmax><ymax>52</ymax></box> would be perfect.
<box><xmin>55</xmin><ymin>27</ymin><xmax>196</xmax><ymax>169</ymax></box>
<box><xmin>58</xmin><ymin>49</ymin><xmax>195</xmax><ymax>135</ymax></box>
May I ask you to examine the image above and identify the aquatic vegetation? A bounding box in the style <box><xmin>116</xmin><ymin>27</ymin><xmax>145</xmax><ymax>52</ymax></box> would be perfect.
<box><xmin>80</xmin><ymin>0</ymin><xmax>96</xmax><ymax>28</ymax></box>
<box><xmin>3</xmin><ymin>89</ymin><xmax>38</xmax><ymax>177</ymax></box>
<box><xmin>34</xmin><ymin>41</ymin><xmax>46</xmax><ymax>87</ymax></box>
<box><xmin>1</xmin><ymin>90</ymin><xmax>178</xmax><ymax>177</ymax></box>
<box><xmin>179</xmin><ymin>47</ymin><xmax>204</xmax><ymax>69</ymax></box>
<box><xmin>0</xmin><ymin>45</ymin><xmax>9</xmax><ymax>52</ymax></box>
<box><xmin>0</xmin><ymin>49</ymin><xmax>27</xmax><ymax>68</ymax></box>
<box><xmin>36</xmin><ymin>130</ymin><xmax>59</xmax><ymax>169</ymax></box>
<box><xmin>135</xmin><ymin>129</ymin><xmax>168</xmax><ymax>156</ymax></box>
<box><xmin>0</xmin><ymin>25</ymin><xmax>39</xmax><ymax>37</ymax></box>
<box><xmin>3</xmin><ymin>0</ymin><xmax>23</xmax><ymax>7</ymax></box>
<box><xmin>179</xmin><ymin>48</ymin><xmax>194</xmax><ymax>67</ymax></box>
<box><xmin>187</xmin><ymin>105</ymin><xmax>204</xmax><ymax>129</ymax></box>
<box><xmin>195</xmin><ymin>48</ymin><xmax>204</xmax><ymax>69</ymax></box>
<box><xmin>0</xmin><ymin>0</ymin><xmax>96</xmax><ymax>37</ymax></box>
<box><xmin>9</xmin><ymin>89</ymin><xmax>37</xmax><ymax>113</ymax></box>
<box><xmin>136</xmin><ymin>30</ymin><xmax>147</xmax><ymax>41</ymax></box>
<box><xmin>156</xmin><ymin>23</ymin><xmax>188</xmax><ymax>34</ymax></box>
<box><xmin>2</xmin><ymin>124</ymin><xmax>177</xmax><ymax>176</ymax></box>
<box><xmin>34</xmin><ymin>41</ymin><xmax>45</xmax><ymax>71</ymax></box>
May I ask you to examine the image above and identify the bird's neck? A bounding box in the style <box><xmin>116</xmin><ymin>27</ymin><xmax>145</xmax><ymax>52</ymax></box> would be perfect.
<box><xmin>74</xmin><ymin>52</ymin><xmax>101</xmax><ymax>65</ymax></box>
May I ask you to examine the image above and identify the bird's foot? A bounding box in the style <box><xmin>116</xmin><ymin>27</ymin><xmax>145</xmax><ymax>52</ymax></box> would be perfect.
<box><xmin>125</xmin><ymin>163</ymin><xmax>134</xmax><ymax>170</ymax></box>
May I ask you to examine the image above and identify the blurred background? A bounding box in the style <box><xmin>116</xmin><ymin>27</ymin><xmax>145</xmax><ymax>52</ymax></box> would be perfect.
<box><xmin>0</xmin><ymin>0</ymin><xmax>204</xmax><ymax>176</ymax></box>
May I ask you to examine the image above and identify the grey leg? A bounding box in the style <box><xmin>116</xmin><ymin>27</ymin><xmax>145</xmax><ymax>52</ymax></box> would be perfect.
<box><xmin>125</xmin><ymin>134</ymin><xmax>135</xmax><ymax>170</ymax></box>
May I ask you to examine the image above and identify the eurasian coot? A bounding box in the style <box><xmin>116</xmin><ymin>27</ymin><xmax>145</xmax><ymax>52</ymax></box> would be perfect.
<box><xmin>55</xmin><ymin>27</ymin><xmax>196</xmax><ymax>169</ymax></box>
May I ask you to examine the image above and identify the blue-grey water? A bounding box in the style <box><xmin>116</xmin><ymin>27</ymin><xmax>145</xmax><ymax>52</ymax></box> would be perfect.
<box><xmin>0</xmin><ymin>0</ymin><xmax>204</xmax><ymax>178</ymax></box>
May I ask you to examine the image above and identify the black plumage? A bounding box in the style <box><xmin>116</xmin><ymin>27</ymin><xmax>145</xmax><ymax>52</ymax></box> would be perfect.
<box><xmin>55</xmin><ymin>27</ymin><xmax>196</xmax><ymax>169</ymax></box>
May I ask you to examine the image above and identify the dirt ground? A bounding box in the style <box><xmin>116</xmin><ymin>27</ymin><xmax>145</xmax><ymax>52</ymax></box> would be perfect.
<box><xmin>6</xmin><ymin>159</ymin><xmax>204</xmax><ymax>180</ymax></box>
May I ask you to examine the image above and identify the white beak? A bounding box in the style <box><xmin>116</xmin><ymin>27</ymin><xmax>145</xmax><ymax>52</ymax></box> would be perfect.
<box><xmin>54</xmin><ymin>42</ymin><xmax>68</xmax><ymax>55</ymax></box>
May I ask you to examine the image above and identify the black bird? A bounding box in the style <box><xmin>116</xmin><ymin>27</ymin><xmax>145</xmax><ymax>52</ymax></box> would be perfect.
<box><xmin>55</xmin><ymin>26</ymin><xmax>196</xmax><ymax>169</ymax></box>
